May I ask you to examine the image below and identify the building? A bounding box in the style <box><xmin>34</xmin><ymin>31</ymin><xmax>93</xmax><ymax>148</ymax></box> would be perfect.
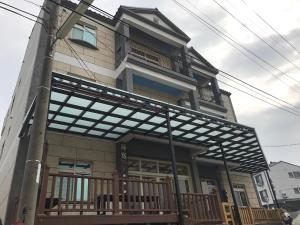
<box><xmin>0</xmin><ymin>1</ymin><xmax>282</xmax><ymax>225</ymax></box>
<box><xmin>254</xmin><ymin>161</ymin><xmax>300</xmax><ymax>211</ymax></box>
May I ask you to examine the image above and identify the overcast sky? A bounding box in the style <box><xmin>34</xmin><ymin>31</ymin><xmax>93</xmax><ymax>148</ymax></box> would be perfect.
<box><xmin>0</xmin><ymin>0</ymin><xmax>299</xmax><ymax>165</ymax></box>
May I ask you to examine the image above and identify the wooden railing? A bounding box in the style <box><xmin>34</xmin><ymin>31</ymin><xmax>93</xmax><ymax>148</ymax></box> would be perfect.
<box><xmin>129</xmin><ymin>41</ymin><xmax>179</xmax><ymax>71</ymax></box>
<box><xmin>181</xmin><ymin>193</ymin><xmax>223</xmax><ymax>224</ymax></box>
<box><xmin>222</xmin><ymin>203</ymin><xmax>282</xmax><ymax>225</ymax></box>
<box><xmin>38</xmin><ymin>172</ymin><xmax>223</xmax><ymax>224</ymax></box>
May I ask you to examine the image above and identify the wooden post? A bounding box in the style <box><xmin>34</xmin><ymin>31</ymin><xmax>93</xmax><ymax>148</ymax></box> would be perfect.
<box><xmin>112</xmin><ymin>171</ymin><xmax>119</xmax><ymax>214</ymax></box>
<box><xmin>37</xmin><ymin>166</ymin><xmax>49</xmax><ymax>214</ymax></box>
<box><xmin>166</xmin><ymin>177</ymin><xmax>175</xmax><ymax>213</ymax></box>
<box><xmin>249</xmin><ymin>207</ymin><xmax>255</xmax><ymax>225</ymax></box>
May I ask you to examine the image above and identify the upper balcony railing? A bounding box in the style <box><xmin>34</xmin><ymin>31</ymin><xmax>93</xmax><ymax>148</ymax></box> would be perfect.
<box><xmin>199</xmin><ymin>87</ymin><xmax>224</xmax><ymax>107</ymax></box>
<box><xmin>127</xmin><ymin>41</ymin><xmax>184</xmax><ymax>74</ymax></box>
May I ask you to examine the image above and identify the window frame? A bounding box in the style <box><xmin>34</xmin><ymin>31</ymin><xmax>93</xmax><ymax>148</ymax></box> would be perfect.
<box><xmin>233</xmin><ymin>184</ymin><xmax>250</xmax><ymax>207</ymax></box>
<box><xmin>70</xmin><ymin>23</ymin><xmax>97</xmax><ymax>49</ymax></box>
<box><xmin>288</xmin><ymin>172</ymin><xmax>294</xmax><ymax>178</ymax></box>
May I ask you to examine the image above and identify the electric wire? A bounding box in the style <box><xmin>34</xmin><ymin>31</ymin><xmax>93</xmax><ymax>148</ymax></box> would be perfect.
<box><xmin>263</xmin><ymin>142</ymin><xmax>300</xmax><ymax>148</ymax></box>
<box><xmin>239</xmin><ymin>0</ymin><xmax>300</xmax><ymax>55</ymax></box>
<box><xmin>49</xmin><ymin>0</ymin><xmax>300</xmax><ymax>118</ymax></box>
<box><xmin>172</xmin><ymin>0</ymin><xmax>300</xmax><ymax>91</ymax></box>
<box><xmin>211</xmin><ymin>0</ymin><xmax>300</xmax><ymax>75</ymax></box>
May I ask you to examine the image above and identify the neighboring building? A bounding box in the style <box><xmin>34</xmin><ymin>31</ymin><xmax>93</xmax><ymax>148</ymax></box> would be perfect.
<box><xmin>0</xmin><ymin>1</ymin><xmax>281</xmax><ymax>225</ymax></box>
<box><xmin>255</xmin><ymin>161</ymin><xmax>300</xmax><ymax>211</ymax></box>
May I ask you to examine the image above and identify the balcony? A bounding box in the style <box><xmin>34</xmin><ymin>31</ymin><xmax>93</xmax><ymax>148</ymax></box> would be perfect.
<box><xmin>36</xmin><ymin>170</ymin><xmax>223</xmax><ymax>225</ymax></box>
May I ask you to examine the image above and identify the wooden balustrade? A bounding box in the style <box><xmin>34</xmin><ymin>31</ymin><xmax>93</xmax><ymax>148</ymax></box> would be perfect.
<box><xmin>180</xmin><ymin>193</ymin><xmax>223</xmax><ymax>224</ymax></box>
<box><xmin>38</xmin><ymin>172</ymin><xmax>224</xmax><ymax>224</ymax></box>
<box><xmin>222</xmin><ymin>203</ymin><xmax>282</xmax><ymax>225</ymax></box>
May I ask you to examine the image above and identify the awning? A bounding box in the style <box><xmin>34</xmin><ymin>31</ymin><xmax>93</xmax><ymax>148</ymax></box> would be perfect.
<box><xmin>47</xmin><ymin>73</ymin><xmax>268</xmax><ymax>173</ymax></box>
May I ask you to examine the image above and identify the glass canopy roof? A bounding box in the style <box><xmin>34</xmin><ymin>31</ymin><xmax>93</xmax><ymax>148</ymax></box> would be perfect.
<box><xmin>47</xmin><ymin>73</ymin><xmax>269</xmax><ymax>173</ymax></box>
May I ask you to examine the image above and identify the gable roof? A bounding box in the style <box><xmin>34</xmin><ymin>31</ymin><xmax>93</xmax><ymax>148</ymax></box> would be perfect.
<box><xmin>189</xmin><ymin>47</ymin><xmax>219</xmax><ymax>74</ymax></box>
<box><xmin>269</xmin><ymin>161</ymin><xmax>300</xmax><ymax>168</ymax></box>
<box><xmin>115</xmin><ymin>6</ymin><xmax>191</xmax><ymax>42</ymax></box>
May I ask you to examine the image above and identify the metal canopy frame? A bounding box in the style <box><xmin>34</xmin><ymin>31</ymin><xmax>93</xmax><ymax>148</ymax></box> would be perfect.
<box><xmin>47</xmin><ymin>73</ymin><xmax>268</xmax><ymax>174</ymax></box>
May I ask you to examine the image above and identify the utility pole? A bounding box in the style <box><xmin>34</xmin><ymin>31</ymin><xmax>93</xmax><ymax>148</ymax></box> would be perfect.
<box><xmin>15</xmin><ymin>1</ymin><xmax>59</xmax><ymax>224</ymax></box>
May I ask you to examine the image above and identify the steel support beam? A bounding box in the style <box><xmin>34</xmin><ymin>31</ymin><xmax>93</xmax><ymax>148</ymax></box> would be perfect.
<box><xmin>219</xmin><ymin>142</ymin><xmax>243</xmax><ymax>225</ymax></box>
<box><xmin>165</xmin><ymin>109</ymin><xmax>184</xmax><ymax>225</ymax></box>
<box><xmin>265</xmin><ymin>170</ymin><xmax>279</xmax><ymax>208</ymax></box>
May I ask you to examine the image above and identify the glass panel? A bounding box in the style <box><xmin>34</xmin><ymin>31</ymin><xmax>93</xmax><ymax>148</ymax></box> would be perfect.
<box><xmin>177</xmin><ymin>164</ymin><xmax>189</xmax><ymax>176</ymax></box>
<box><xmin>148</xmin><ymin>116</ymin><xmax>165</xmax><ymax>124</ymax></box>
<box><xmin>105</xmin><ymin>133</ymin><xmax>120</xmax><ymax>138</ymax></box>
<box><xmin>61</xmin><ymin>106</ymin><xmax>83</xmax><ymax>116</ymax></box>
<box><xmin>76</xmin><ymin>120</ymin><xmax>94</xmax><ymax>127</ymax></box>
<box><xmin>122</xmin><ymin>120</ymin><xmax>139</xmax><ymax>127</ymax></box>
<box><xmin>68</xmin><ymin>96</ymin><xmax>91</xmax><ymax>107</ymax></box>
<box><xmin>84</xmin><ymin>28</ymin><xmax>96</xmax><ymax>46</ymax></box>
<box><xmin>170</xmin><ymin>120</ymin><xmax>181</xmax><ymax>127</ymax></box>
<box><xmin>72</xmin><ymin>27</ymin><xmax>83</xmax><ymax>40</ymax></box>
<box><xmin>159</xmin><ymin>162</ymin><xmax>172</xmax><ymax>174</ymax></box>
<box><xmin>103</xmin><ymin>116</ymin><xmax>122</xmax><ymax>124</ymax></box>
<box><xmin>113</xmin><ymin>127</ymin><xmax>129</xmax><ymax>133</ymax></box>
<box><xmin>172</xmin><ymin>130</ymin><xmax>183</xmax><ymax>136</ymax></box>
<box><xmin>91</xmin><ymin>102</ymin><xmax>113</xmax><ymax>112</ymax></box>
<box><xmin>69</xmin><ymin>127</ymin><xmax>87</xmax><ymax>133</ymax></box>
<box><xmin>83</xmin><ymin>111</ymin><xmax>103</xmax><ymax>120</ymax></box>
<box><xmin>49</xmin><ymin>123</ymin><xmax>68</xmax><ymax>130</ymax></box>
<box><xmin>95</xmin><ymin>123</ymin><xmax>113</xmax><ymax>130</ymax></box>
<box><xmin>59</xmin><ymin>160</ymin><xmax>74</xmax><ymax>172</ymax></box>
<box><xmin>131</xmin><ymin>112</ymin><xmax>150</xmax><ymax>120</ymax></box>
<box><xmin>112</xmin><ymin>107</ymin><xmax>132</xmax><ymax>116</ymax></box>
<box><xmin>141</xmin><ymin>160</ymin><xmax>157</xmax><ymax>173</ymax></box>
<box><xmin>88</xmin><ymin>130</ymin><xmax>104</xmax><ymax>136</ymax></box>
<box><xmin>155</xmin><ymin>127</ymin><xmax>168</xmax><ymax>133</ymax></box>
<box><xmin>49</xmin><ymin>104</ymin><xmax>60</xmax><ymax>112</ymax></box>
<box><xmin>51</xmin><ymin>92</ymin><xmax>68</xmax><ymax>102</ymax></box>
<box><xmin>54</xmin><ymin>115</ymin><xmax>75</xmax><ymax>124</ymax></box>
<box><xmin>181</xmin><ymin>124</ymin><xmax>196</xmax><ymax>130</ymax></box>
<box><xmin>138</xmin><ymin>123</ymin><xmax>154</xmax><ymax>130</ymax></box>
<box><xmin>183</xmin><ymin>133</ymin><xmax>196</xmax><ymax>139</ymax></box>
<box><xmin>128</xmin><ymin>158</ymin><xmax>140</xmax><ymax>172</ymax></box>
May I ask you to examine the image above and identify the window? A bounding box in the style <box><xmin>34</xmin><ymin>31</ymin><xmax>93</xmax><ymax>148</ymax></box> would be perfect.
<box><xmin>127</xmin><ymin>157</ymin><xmax>192</xmax><ymax>193</ymax></box>
<box><xmin>288</xmin><ymin>172</ymin><xmax>294</xmax><ymax>178</ymax></box>
<box><xmin>56</xmin><ymin>160</ymin><xmax>92</xmax><ymax>201</ymax></box>
<box><xmin>0</xmin><ymin>142</ymin><xmax>4</xmax><ymax>160</ymax></box>
<box><xmin>293</xmin><ymin>171</ymin><xmax>300</xmax><ymax>178</ymax></box>
<box><xmin>294</xmin><ymin>188</ymin><xmax>300</xmax><ymax>194</ymax></box>
<box><xmin>255</xmin><ymin>174</ymin><xmax>264</xmax><ymax>187</ymax></box>
<box><xmin>259</xmin><ymin>190</ymin><xmax>269</xmax><ymax>203</ymax></box>
<box><xmin>233</xmin><ymin>184</ymin><xmax>249</xmax><ymax>207</ymax></box>
<box><xmin>71</xmin><ymin>24</ymin><xmax>96</xmax><ymax>47</ymax></box>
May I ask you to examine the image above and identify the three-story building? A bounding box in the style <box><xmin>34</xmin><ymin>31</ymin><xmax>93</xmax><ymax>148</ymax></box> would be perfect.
<box><xmin>0</xmin><ymin>1</ymin><xmax>282</xmax><ymax>225</ymax></box>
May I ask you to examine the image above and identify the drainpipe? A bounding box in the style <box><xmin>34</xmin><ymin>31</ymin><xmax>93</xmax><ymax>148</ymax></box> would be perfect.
<box><xmin>15</xmin><ymin>1</ymin><xmax>59</xmax><ymax>225</ymax></box>
<box><xmin>219</xmin><ymin>142</ymin><xmax>243</xmax><ymax>225</ymax></box>
<box><xmin>166</xmin><ymin>109</ymin><xmax>184</xmax><ymax>225</ymax></box>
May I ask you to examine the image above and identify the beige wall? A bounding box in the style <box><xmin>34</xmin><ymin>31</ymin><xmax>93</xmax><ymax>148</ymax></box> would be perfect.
<box><xmin>222</xmin><ymin>94</ymin><xmax>237</xmax><ymax>122</ymax></box>
<box><xmin>220</xmin><ymin>171</ymin><xmax>260</xmax><ymax>207</ymax></box>
<box><xmin>46</xmin><ymin>131</ymin><xmax>116</xmax><ymax>177</ymax></box>
<box><xmin>53</xmin><ymin>7</ymin><xmax>115</xmax><ymax>87</ymax></box>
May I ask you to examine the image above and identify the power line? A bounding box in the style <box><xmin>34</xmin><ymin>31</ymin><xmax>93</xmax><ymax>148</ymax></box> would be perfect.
<box><xmin>0</xmin><ymin>1</ymin><xmax>45</xmax><ymax>21</ymax></box>
<box><xmin>172</xmin><ymin>0</ymin><xmax>300</xmax><ymax>92</ymax></box>
<box><xmin>218</xmin><ymin>79</ymin><xmax>300</xmax><ymax>118</ymax></box>
<box><xmin>50</xmin><ymin>0</ymin><xmax>300</xmax><ymax>118</ymax></box>
<box><xmin>263</xmin><ymin>142</ymin><xmax>300</xmax><ymax>148</ymax></box>
<box><xmin>239</xmin><ymin>0</ymin><xmax>300</xmax><ymax>55</ymax></box>
<box><xmin>211</xmin><ymin>0</ymin><xmax>300</xmax><ymax>75</ymax></box>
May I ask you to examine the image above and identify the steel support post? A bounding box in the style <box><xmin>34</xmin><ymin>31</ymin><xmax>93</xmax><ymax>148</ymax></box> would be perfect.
<box><xmin>219</xmin><ymin>142</ymin><xmax>243</xmax><ymax>225</ymax></box>
<box><xmin>166</xmin><ymin>109</ymin><xmax>185</xmax><ymax>225</ymax></box>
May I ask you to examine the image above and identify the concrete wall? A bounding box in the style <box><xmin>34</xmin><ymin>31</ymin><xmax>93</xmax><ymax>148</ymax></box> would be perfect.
<box><xmin>220</xmin><ymin>171</ymin><xmax>260</xmax><ymax>207</ymax></box>
<box><xmin>46</xmin><ymin>131</ymin><xmax>116</xmax><ymax>177</ymax></box>
<box><xmin>0</xmin><ymin>5</ymin><xmax>50</xmax><ymax>222</ymax></box>
<box><xmin>222</xmin><ymin>94</ymin><xmax>237</xmax><ymax>122</ymax></box>
<box><xmin>269</xmin><ymin>162</ymin><xmax>300</xmax><ymax>200</ymax></box>
<box><xmin>53</xmin><ymin>7</ymin><xmax>116</xmax><ymax>87</ymax></box>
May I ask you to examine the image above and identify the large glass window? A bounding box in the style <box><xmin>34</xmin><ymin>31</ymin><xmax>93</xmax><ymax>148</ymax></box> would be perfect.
<box><xmin>259</xmin><ymin>190</ymin><xmax>269</xmax><ymax>203</ymax></box>
<box><xmin>233</xmin><ymin>184</ymin><xmax>249</xmax><ymax>207</ymax></box>
<box><xmin>254</xmin><ymin>174</ymin><xmax>264</xmax><ymax>187</ymax></box>
<box><xmin>127</xmin><ymin>157</ymin><xmax>192</xmax><ymax>193</ymax></box>
<box><xmin>56</xmin><ymin>160</ymin><xmax>92</xmax><ymax>201</ymax></box>
<box><xmin>71</xmin><ymin>24</ymin><xmax>96</xmax><ymax>47</ymax></box>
